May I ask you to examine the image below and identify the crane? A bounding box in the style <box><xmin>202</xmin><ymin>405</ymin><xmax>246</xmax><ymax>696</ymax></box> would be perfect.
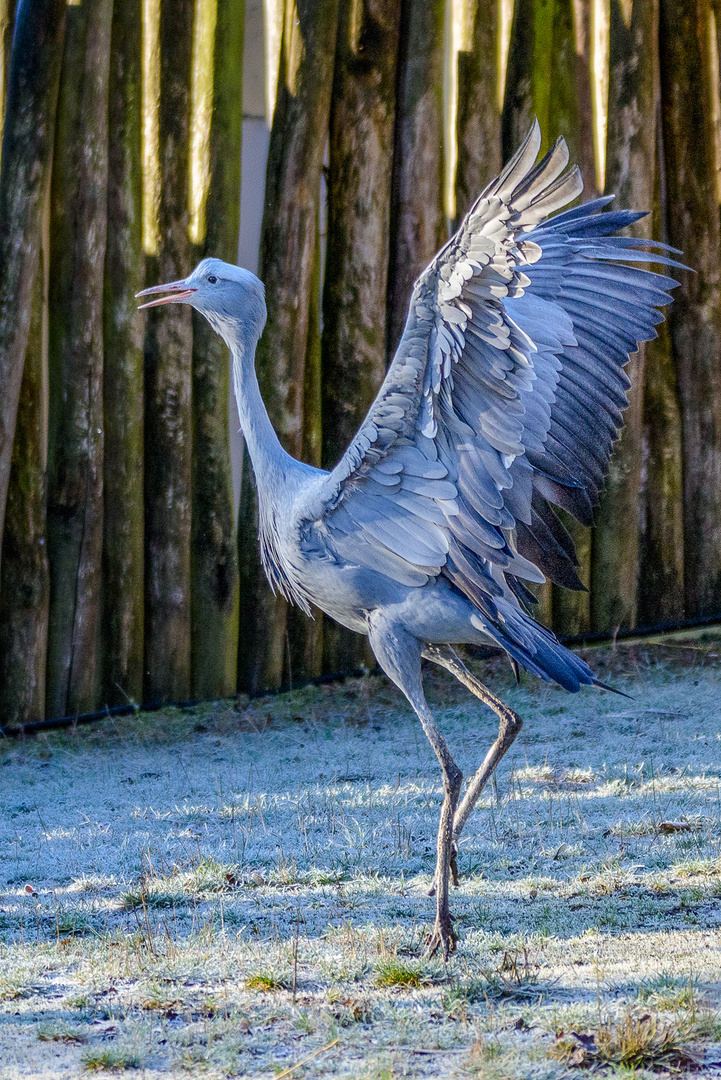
<box><xmin>138</xmin><ymin>123</ymin><xmax>682</xmax><ymax>957</ymax></box>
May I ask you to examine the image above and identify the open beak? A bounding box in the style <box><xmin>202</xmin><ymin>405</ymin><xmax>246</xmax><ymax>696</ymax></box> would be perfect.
<box><xmin>136</xmin><ymin>278</ymin><xmax>197</xmax><ymax>309</ymax></box>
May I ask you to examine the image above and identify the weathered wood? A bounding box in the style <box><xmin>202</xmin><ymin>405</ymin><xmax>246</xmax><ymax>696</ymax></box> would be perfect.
<box><xmin>0</xmin><ymin>251</ymin><xmax>49</xmax><ymax>726</ymax></box>
<box><xmin>321</xmin><ymin>0</ymin><xmax>402</xmax><ymax>674</ymax></box>
<box><xmin>239</xmin><ymin>0</ymin><xmax>339</xmax><ymax>692</ymax></box>
<box><xmin>0</xmin><ymin>0</ymin><xmax>15</xmax><ymax>122</ymax></box>
<box><xmin>322</xmin><ymin>0</ymin><xmax>402</xmax><ymax>464</ymax></box>
<box><xmin>639</xmin><ymin>320</ymin><xmax>685</xmax><ymax>624</ymax></box>
<box><xmin>386</xmin><ymin>0</ymin><xmax>446</xmax><ymax>356</ymax></box>
<box><xmin>659</xmin><ymin>0</ymin><xmax>721</xmax><ymax>617</ymax></box>
<box><xmin>191</xmin><ymin>0</ymin><xmax>244</xmax><ymax>700</ymax></box>
<box><xmin>46</xmin><ymin>0</ymin><xmax>112</xmax><ymax>718</ymax></box>
<box><xmin>455</xmin><ymin>0</ymin><xmax>502</xmax><ymax>222</ymax></box>
<box><xmin>144</xmin><ymin>0</ymin><xmax>194</xmax><ymax>702</ymax></box>
<box><xmin>0</xmin><ymin>0</ymin><xmax>65</xmax><ymax>586</ymax></box>
<box><xmin>591</xmin><ymin>0</ymin><xmax>659</xmax><ymax>632</ymax></box>
<box><xmin>103</xmin><ymin>0</ymin><xmax>145</xmax><ymax>708</ymax></box>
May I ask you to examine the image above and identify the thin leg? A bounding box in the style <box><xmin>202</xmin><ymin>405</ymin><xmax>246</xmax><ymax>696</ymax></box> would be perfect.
<box><xmin>423</xmin><ymin>644</ymin><xmax>523</xmax><ymax>864</ymax></box>
<box><xmin>366</xmin><ymin>617</ymin><xmax>462</xmax><ymax>959</ymax></box>
<box><xmin>414</xmin><ymin>699</ymin><xmax>462</xmax><ymax>958</ymax></box>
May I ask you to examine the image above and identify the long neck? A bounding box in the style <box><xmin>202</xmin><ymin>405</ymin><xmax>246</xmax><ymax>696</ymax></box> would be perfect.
<box><xmin>227</xmin><ymin>323</ymin><xmax>295</xmax><ymax>499</ymax></box>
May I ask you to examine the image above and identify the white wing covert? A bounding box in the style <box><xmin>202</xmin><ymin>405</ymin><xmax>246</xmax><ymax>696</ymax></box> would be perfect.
<box><xmin>298</xmin><ymin>121</ymin><xmax>682</xmax><ymax>657</ymax></box>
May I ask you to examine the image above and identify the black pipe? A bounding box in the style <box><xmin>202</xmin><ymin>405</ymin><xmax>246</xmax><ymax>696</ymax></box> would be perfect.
<box><xmin>2</xmin><ymin>614</ymin><xmax>720</xmax><ymax>740</ymax></box>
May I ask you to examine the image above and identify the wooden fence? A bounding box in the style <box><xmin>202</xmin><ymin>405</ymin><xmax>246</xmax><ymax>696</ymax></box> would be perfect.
<box><xmin>1</xmin><ymin>0</ymin><xmax>720</xmax><ymax>723</ymax></box>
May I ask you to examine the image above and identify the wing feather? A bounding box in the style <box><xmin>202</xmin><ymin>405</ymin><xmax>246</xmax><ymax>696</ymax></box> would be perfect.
<box><xmin>296</xmin><ymin>121</ymin><xmax>683</xmax><ymax>662</ymax></box>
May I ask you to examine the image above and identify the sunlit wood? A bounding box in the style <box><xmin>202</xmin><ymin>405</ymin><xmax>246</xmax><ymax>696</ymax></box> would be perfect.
<box><xmin>264</xmin><ymin>0</ymin><xmax>283</xmax><ymax>121</ymax></box>
<box><xmin>498</xmin><ymin>0</ymin><xmax>514</xmax><ymax>110</ymax></box>
<box><xmin>709</xmin><ymin>6</ymin><xmax>721</xmax><ymax>203</ymax></box>
<box><xmin>591</xmin><ymin>0</ymin><xmax>609</xmax><ymax>191</ymax></box>
<box><xmin>189</xmin><ymin>0</ymin><xmax>217</xmax><ymax>245</ymax></box>
<box><xmin>141</xmin><ymin>0</ymin><xmax>160</xmax><ymax>255</ymax></box>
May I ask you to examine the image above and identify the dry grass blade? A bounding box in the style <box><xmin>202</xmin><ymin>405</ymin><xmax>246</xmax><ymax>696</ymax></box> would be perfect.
<box><xmin>550</xmin><ymin>1010</ymin><xmax>700</xmax><ymax>1071</ymax></box>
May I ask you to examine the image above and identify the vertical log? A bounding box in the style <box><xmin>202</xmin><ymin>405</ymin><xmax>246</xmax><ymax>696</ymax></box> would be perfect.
<box><xmin>321</xmin><ymin>0</ymin><xmax>402</xmax><ymax>674</ymax></box>
<box><xmin>455</xmin><ymin>0</ymin><xmax>502</xmax><ymax>222</ymax></box>
<box><xmin>46</xmin><ymin>0</ymin><xmax>112</xmax><ymax>718</ymax></box>
<box><xmin>103</xmin><ymin>0</ymin><xmax>145</xmax><ymax>708</ymax></box>
<box><xmin>0</xmin><ymin>249</ymin><xmax>49</xmax><ymax>726</ymax></box>
<box><xmin>659</xmin><ymin>0</ymin><xmax>721</xmax><ymax>617</ymax></box>
<box><xmin>640</xmin><ymin>320</ymin><xmax>685</xmax><ymax>624</ymax></box>
<box><xmin>0</xmin><ymin>0</ymin><xmax>15</xmax><ymax>122</ymax></box>
<box><xmin>0</xmin><ymin>0</ymin><xmax>65</xmax><ymax>584</ymax></box>
<box><xmin>386</xmin><ymin>0</ymin><xmax>446</xmax><ymax>356</ymax></box>
<box><xmin>591</xmin><ymin>0</ymin><xmax>658</xmax><ymax>632</ymax></box>
<box><xmin>144</xmin><ymin>0</ymin><xmax>194</xmax><ymax>702</ymax></box>
<box><xmin>239</xmin><ymin>0</ymin><xmax>339</xmax><ymax>693</ymax></box>
<box><xmin>190</xmin><ymin>0</ymin><xmax>244</xmax><ymax>700</ymax></box>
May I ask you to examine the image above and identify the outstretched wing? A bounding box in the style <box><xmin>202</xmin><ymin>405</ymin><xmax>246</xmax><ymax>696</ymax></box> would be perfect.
<box><xmin>299</xmin><ymin>122</ymin><xmax>681</xmax><ymax>661</ymax></box>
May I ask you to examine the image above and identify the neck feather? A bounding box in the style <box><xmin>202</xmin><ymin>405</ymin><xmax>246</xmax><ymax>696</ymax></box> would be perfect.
<box><xmin>227</xmin><ymin>323</ymin><xmax>293</xmax><ymax>495</ymax></box>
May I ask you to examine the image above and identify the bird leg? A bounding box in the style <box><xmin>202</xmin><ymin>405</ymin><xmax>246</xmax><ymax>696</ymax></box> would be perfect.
<box><xmin>416</xmin><ymin>702</ymin><xmax>463</xmax><ymax>959</ymax></box>
<box><xmin>423</xmin><ymin>644</ymin><xmax>523</xmax><ymax>883</ymax></box>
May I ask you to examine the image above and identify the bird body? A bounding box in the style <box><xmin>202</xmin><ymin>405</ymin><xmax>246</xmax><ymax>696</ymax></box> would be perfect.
<box><xmin>138</xmin><ymin>123</ymin><xmax>684</xmax><ymax>956</ymax></box>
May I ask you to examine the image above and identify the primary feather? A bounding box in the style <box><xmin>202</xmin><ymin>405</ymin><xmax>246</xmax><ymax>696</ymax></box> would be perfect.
<box><xmin>297</xmin><ymin>120</ymin><xmax>682</xmax><ymax>685</ymax></box>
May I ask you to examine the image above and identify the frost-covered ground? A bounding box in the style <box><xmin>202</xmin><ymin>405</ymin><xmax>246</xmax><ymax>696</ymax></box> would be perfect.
<box><xmin>2</xmin><ymin>632</ymin><xmax>721</xmax><ymax>1077</ymax></box>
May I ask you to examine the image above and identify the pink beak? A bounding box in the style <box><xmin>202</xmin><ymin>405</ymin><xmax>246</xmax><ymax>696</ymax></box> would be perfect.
<box><xmin>136</xmin><ymin>278</ymin><xmax>197</xmax><ymax>309</ymax></box>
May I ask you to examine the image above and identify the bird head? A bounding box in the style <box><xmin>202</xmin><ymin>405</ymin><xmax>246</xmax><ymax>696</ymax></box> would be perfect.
<box><xmin>137</xmin><ymin>257</ymin><xmax>267</xmax><ymax>344</ymax></box>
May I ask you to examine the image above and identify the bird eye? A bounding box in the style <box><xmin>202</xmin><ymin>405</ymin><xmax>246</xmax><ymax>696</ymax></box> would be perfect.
<box><xmin>207</xmin><ymin>274</ymin><xmax>217</xmax><ymax>284</ymax></box>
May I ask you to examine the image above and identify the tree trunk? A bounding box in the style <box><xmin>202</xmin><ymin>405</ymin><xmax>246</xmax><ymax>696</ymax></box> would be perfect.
<box><xmin>144</xmin><ymin>0</ymin><xmax>195</xmax><ymax>703</ymax></box>
<box><xmin>103</xmin><ymin>0</ymin><xmax>145</xmax><ymax>709</ymax></box>
<box><xmin>591</xmin><ymin>0</ymin><xmax>659</xmax><ymax>632</ymax></box>
<box><xmin>321</xmin><ymin>0</ymin><xmax>402</xmax><ymax>674</ymax></box>
<box><xmin>386</xmin><ymin>0</ymin><xmax>446</xmax><ymax>356</ymax></box>
<box><xmin>0</xmin><ymin>0</ymin><xmax>65</xmax><ymax>586</ymax></box>
<box><xmin>659</xmin><ymin>0</ymin><xmax>721</xmax><ymax>617</ymax></box>
<box><xmin>0</xmin><ymin>247</ymin><xmax>49</xmax><ymax>726</ymax></box>
<box><xmin>455</xmin><ymin>0</ymin><xmax>502</xmax><ymax>222</ymax></box>
<box><xmin>191</xmin><ymin>0</ymin><xmax>244</xmax><ymax>700</ymax></box>
<box><xmin>46</xmin><ymin>0</ymin><xmax>112</xmax><ymax>718</ymax></box>
<box><xmin>239</xmin><ymin>0</ymin><xmax>339</xmax><ymax>693</ymax></box>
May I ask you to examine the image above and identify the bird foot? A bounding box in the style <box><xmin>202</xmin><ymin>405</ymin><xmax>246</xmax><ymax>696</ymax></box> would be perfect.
<box><xmin>426</xmin><ymin>911</ymin><xmax>457</xmax><ymax>959</ymax></box>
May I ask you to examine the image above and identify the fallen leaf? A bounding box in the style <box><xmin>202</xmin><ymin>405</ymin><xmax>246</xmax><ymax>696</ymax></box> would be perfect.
<box><xmin>659</xmin><ymin>821</ymin><xmax>692</xmax><ymax>833</ymax></box>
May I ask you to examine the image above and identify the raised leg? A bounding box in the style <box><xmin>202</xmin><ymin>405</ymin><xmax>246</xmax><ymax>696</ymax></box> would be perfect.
<box><xmin>423</xmin><ymin>644</ymin><xmax>523</xmax><ymax>873</ymax></box>
<box><xmin>367</xmin><ymin>617</ymin><xmax>462</xmax><ymax>958</ymax></box>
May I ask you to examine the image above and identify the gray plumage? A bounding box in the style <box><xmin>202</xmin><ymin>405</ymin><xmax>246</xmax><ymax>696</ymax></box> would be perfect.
<box><xmin>138</xmin><ymin>123</ymin><xmax>683</xmax><ymax>956</ymax></box>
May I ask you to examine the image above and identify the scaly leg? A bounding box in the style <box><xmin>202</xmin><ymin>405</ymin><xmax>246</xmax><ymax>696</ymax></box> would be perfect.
<box><xmin>417</xmin><ymin>702</ymin><xmax>463</xmax><ymax>958</ymax></box>
<box><xmin>423</xmin><ymin>644</ymin><xmax>523</xmax><ymax>884</ymax></box>
<box><xmin>366</xmin><ymin>617</ymin><xmax>462</xmax><ymax>959</ymax></box>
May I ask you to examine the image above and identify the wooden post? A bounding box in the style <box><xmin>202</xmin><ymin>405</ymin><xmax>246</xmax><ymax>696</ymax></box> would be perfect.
<box><xmin>103</xmin><ymin>0</ymin><xmax>145</xmax><ymax>708</ymax></box>
<box><xmin>455</xmin><ymin>0</ymin><xmax>502</xmax><ymax>222</ymax></box>
<box><xmin>0</xmin><ymin>249</ymin><xmax>50</xmax><ymax>726</ymax></box>
<box><xmin>190</xmin><ymin>0</ymin><xmax>244</xmax><ymax>700</ymax></box>
<box><xmin>591</xmin><ymin>0</ymin><xmax>659</xmax><ymax>632</ymax></box>
<box><xmin>659</xmin><ymin>0</ymin><xmax>721</xmax><ymax>617</ymax></box>
<box><xmin>46</xmin><ymin>0</ymin><xmax>112</xmax><ymax>718</ymax></box>
<box><xmin>239</xmin><ymin>0</ymin><xmax>339</xmax><ymax>693</ymax></box>
<box><xmin>386</xmin><ymin>0</ymin><xmax>447</xmax><ymax>356</ymax></box>
<box><xmin>640</xmin><ymin>319</ymin><xmax>685</xmax><ymax>624</ymax></box>
<box><xmin>0</xmin><ymin>0</ymin><xmax>65</xmax><ymax>587</ymax></box>
<box><xmin>321</xmin><ymin>0</ymin><xmax>402</xmax><ymax>674</ymax></box>
<box><xmin>144</xmin><ymin>0</ymin><xmax>195</xmax><ymax>702</ymax></box>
